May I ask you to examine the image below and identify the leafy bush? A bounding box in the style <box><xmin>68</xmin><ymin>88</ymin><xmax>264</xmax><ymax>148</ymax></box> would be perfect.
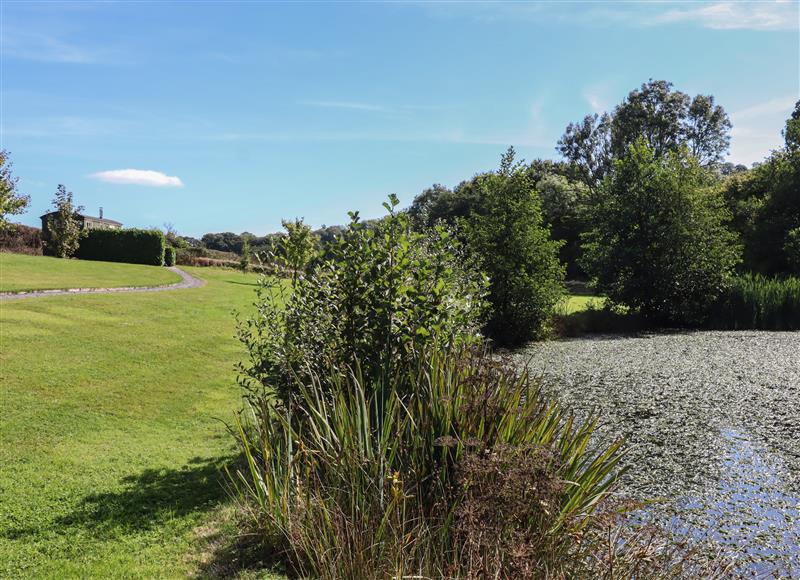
<box><xmin>0</xmin><ymin>224</ymin><xmax>41</xmax><ymax>255</ymax></box>
<box><xmin>581</xmin><ymin>140</ymin><xmax>741</xmax><ymax>325</ymax></box>
<box><xmin>709</xmin><ymin>274</ymin><xmax>800</xmax><ymax>330</ymax></box>
<box><xmin>164</xmin><ymin>246</ymin><xmax>176</xmax><ymax>267</ymax></box>
<box><xmin>76</xmin><ymin>228</ymin><xmax>165</xmax><ymax>266</ymax></box>
<box><xmin>464</xmin><ymin>148</ymin><xmax>566</xmax><ymax>345</ymax></box>
<box><xmin>236</xmin><ymin>195</ymin><xmax>487</xmax><ymax>406</ymax></box>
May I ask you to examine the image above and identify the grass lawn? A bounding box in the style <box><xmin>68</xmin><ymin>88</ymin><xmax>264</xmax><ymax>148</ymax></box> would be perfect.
<box><xmin>0</xmin><ymin>253</ymin><xmax>181</xmax><ymax>292</ymax></box>
<box><xmin>560</xmin><ymin>294</ymin><xmax>606</xmax><ymax>314</ymax></box>
<box><xmin>0</xmin><ymin>267</ymin><xmax>272</xmax><ymax>578</ymax></box>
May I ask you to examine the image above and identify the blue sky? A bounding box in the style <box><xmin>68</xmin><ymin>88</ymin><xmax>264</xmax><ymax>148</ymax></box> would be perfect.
<box><xmin>2</xmin><ymin>1</ymin><xmax>798</xmax><ymax>237</ymax></box>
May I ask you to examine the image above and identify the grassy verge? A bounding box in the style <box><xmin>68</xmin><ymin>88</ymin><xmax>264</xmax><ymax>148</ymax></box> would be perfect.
<box><xmin>0</xmin><ymin>253</ymin><xmax>180</xmax><ymax>292</ymax></box>
<box><xmin>0</xmin><ymin>267</ymin><xmax>267</xmax><ymax>578</ymax></box>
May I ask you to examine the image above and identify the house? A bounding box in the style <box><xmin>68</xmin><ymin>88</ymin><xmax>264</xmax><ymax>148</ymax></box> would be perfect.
<box><xmin>40</xmin><ymin>208</ymin><xmax>123</xmax><ymax>234</ymax></box>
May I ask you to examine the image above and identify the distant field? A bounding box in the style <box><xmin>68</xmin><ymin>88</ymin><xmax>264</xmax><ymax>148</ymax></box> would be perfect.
<box><xmin>561</xmin><ymin>294</ymin><xmax>606</xmax><ymax>314</ymax></box>
<box><xmin>0</xmin><ymin>267</ymin><xmax>273</xmax><ymax>578</ymax></box>
<box><xmin>0</xmin><ymin>253</ymin><xmax>180</xmax><ymax>292</ymax></box>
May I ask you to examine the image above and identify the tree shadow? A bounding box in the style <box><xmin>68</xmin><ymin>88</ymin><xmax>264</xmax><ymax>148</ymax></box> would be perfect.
<box><xmin>224</xmin><ymin>279</ymin><xmax>260</xmax><ymax>287</ymax></box>
<box><xmin>56</xmin><ymin>455</ymin><xmax>234</xmax><ymax>536</ymax></box>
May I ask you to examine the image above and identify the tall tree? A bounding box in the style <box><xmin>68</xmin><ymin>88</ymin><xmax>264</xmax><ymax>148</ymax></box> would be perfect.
<box><xmin>581</xmin><ymin>140</ymin><xmax>741</xmax><ymax>324</ymax></box>
<box><xmin>558</xmin><ymin>80</ymin><xmax>731</xmax><ymax>187</ymax></box>
<box><xmin>0</xmin><ymin>150</ymin><xmax>30</xmax><ymax>232</ymax></box>
<box><xmin>44</xmin><ymin>185</ymin><xmax>84</xmax><ymax>258</ymax></box>
<box><xmin>465</xmin><ymin>148</ymin><xmax>565</xmax><ymax>345</ymax></box>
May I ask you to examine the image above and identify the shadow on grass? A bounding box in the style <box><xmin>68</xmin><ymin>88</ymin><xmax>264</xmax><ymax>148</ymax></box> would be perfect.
<box><xmin>58</xmin><ymin>455</ymin><xmax>236</xmax><ymax>535</ymax></box>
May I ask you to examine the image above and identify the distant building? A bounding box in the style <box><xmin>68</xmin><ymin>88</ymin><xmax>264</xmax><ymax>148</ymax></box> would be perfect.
<box><xmin>40</xmin><ymin>208</ymin><xmax>123</xmax><ymax>234</ymax></box>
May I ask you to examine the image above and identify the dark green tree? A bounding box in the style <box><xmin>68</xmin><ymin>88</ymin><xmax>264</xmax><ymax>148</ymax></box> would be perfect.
<box><xmin>581</xmin><ymin>140</ymin><xmax>741</xmax><ymax>324</ymax></box>
<box><xmin>239</xmin><ymin>236</ymin><xmax>252</xmax><ymax>273</ymax></box>
<box><xmin>465</xmin><ymin>148</ymin><xmax>566</xmax><ymax>345</ymax></box>
<box><xmin>44</xmin><ymin>185</ymin><xmax>84</xmax><ymax>258</ymax></box>
<box><xmin>0</xmin><ymin>150</ymin><xmax>30</xmax><ymax>232</ymax></box>
<box><xmin>559</xmin><ymin>80</ymin><xmax>731</xmax><ymax>187</ymax></box>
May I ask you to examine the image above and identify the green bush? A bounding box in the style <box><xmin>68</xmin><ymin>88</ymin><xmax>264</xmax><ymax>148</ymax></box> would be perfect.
<box><xmin>164</xmin><ymin>246</ymin><xmax>176</xmax><ymax>267</ymax></box>
<box><xmin>581</xmin><ymin>140</ymin><xmax>741</xmax><ymax>325</ymax></box>
<box><xmin>709</xmin><ymin>274</ymin><xmax>800</xmax><ymax>330</ymax></box>
<box><xmin>76</xmin><ymin>228</ymin><xmax>165</xmax><ymax>266</ymax></box>
<box><xmin>464</xmin><ymin>148</ymin><xmax>566</xmax><ymax>345</ymax></box>
<box><xmin>236</xmin><ymin>195</ymin><xmax>487</xmax><ymax>406</ymax></box>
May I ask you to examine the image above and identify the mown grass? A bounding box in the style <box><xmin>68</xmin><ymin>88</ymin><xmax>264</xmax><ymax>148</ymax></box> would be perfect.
<box><xmin>0</xmin><ymin>266</ymin><xmax>269</xmax><ymax>578</ymax></box>
<box><xmin>559</xmin><ymin>294</ymin><xmax>607</xmax><ymax>315</ymax></box>
<box><xmin>0</xmin><ymin>252</ymin><xmax>180</xmax><ymax>292</ymax></box>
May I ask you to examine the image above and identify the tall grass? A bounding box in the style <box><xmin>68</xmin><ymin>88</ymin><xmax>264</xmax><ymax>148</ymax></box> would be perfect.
<box><xmin>710</xmin><ymin>274</ymin><xmax>800</xmax><ymax>330</ymax></box>
<box><xmin>230</xmin><ymin>345</ymin><xmax>731</xmax><ymax>578</ymax></box>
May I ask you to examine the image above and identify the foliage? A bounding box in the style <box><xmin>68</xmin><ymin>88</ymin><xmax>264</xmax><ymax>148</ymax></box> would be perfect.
<box><xmin>77</xmin><ymin>228</ymin><xmax>166</xmax><ymax>266</ymax></box>
<box><xmin>164</xmin><ymin>246</ymin><xmax>177</xmax><ymax>267</ymax></box>
<box><xmin>709</xmin><ymin>274</ymin><xmax>800</xmax><ymax>330</ymax></box>
<box><xmin>464</xmin><ymin>148</ymin><xmax>566</xmax><ymax>345</ymax></box>
<box><xmin>722</xmin><ymin>104</ymin><xmax>800</xmax><ymax>275</ymax></box>
<box><xmin>785</xmin><ymin>227</ymin><xmax>800</xmax><ymax>275</ymax></box>
<box><xmin>0</xmin><ymin>223</ymin><xmax>41</xmax><ymax>255</ymax></box>
<box><xmin>536</xmin><ymin>172</ymin><xmax>591</xmax><ymax>279</ymax></box>
<box><xmin>43</xmin><ymin>184</ymin><xmax>84</xmax><ymax>258</ymax></box>
<box><xmin>276</xmin><ymin>218</ymin><xmax>316</xmax><ymax>279</ymax></box>
<box><xmin>230</xmin><ymin>345</ymin><xmax>628</xmax><ymax>579</ymax></box>
<box><xmin>201</xmin><ymin>231</ymin><xmax>245</xmax><ymax>254</ymax></box>
<box><xmin>236</xmin><ymin>195</ymin><xmax>487</xmax><ymax>407</ymax></box>
<box><xmin>581</xmin><ymin>140</ymin><xmax>741</xmax><ymax>325</ymax></box>
<box><xmin>559</xmin><ymin>80</ymin><xmax>731</xmax><ymax>187</ymax></box>
<box><xmin>239</xmin><ymin>237</ymin><xmax>252</xmax><ymax>273</ymax></box>
<box><xmin>0</xmin><ymin>150</ymin><xmax>30</xmax><ymax>232</ymax></box>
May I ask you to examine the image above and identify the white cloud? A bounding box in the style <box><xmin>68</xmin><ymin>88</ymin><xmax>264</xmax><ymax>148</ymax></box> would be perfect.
<box><xmin>650</xmin><ymin>1</ymin><xmax>799</xmax><ymax>31</ymax></box>
<box><xmin>91</xmin><ymin>169</ymin><xmax>184</xmax><ymax>188</ymax></box>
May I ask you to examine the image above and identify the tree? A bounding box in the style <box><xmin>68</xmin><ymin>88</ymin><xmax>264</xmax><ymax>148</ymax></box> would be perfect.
<box><xmin>558</xmin><ymin>80</ymin><xmax>731</xmax><ymax>187</ymax></box>
<box><xmin>0</xmin><ymin>150</ymin><xmax>30</xmax><ymax>232</ymax></box>
<box><xmin>278</xmin><ymin>218</ymin><xmax>316</xmax><ymax>281</ymax></box>
<box><xmin>722</xmin><ymin>102</ymin><xmax>800</xmax><ymax>275</ymax></box>
<box><xmin>43</xmin><ymin>185</ymin><xmax>84</xmax><ymax>258</ymax></box>
<box><xmin>239</xmin><ymin>236</ymin><xmax>252</xmax><ymax>273</ymax></box>
<box><xmin>536</xmin><ymin>173</ymin><xmax>590</xmax><ymax>279</ymax></box>
<box><xmin>465</xmin><ymin>148</ymin><xmax>566</xmax><ymax>345</ymax></box>
<box><xmin>581</xmin><ymin>140</ymin><xmax>741</xmax><ymax>325</ymax></box>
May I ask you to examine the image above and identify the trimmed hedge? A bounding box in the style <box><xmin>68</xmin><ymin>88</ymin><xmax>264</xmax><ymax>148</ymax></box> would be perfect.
<box><xmin>164</xmin><ymin>246</ymin><xmax>176</xmax><ymax>267</ymax></box>
<box><xmin>77</xmin><ymin>228</ymin><xmax>166</xmax><ymax>266</ymax></box>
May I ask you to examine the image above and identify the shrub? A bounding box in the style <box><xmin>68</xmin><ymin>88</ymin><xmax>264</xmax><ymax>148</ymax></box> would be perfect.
<box><xmin>231</xmin><ymin>345</ymin><xmax>627</xmax><ymax>579</ymax></box>
<box><xmin>581</xmin><ymin>140</ymin><xmax>741</xmax><ymax>325</ymax></box>
<box><xmin>709</xmin><ymin>274</ymin><xmax>800</xmax><ymax>330</ymax></box>
<box><xmin>43</xmin><ymin>185</ymin><xmax>83</xmax><ymax>258</ymax></box>
<box><xmin>0</xmin><ymin>224</ymin><xmax>41</xmax><ymax>255</ymax></box>
<box><xmin>164</xmin><ymin>246</ymin><xmax>176</xmax><ymax>267</ymax></box>
<box><xmin>236</xmin><ymin>195</ymin><xmax>488</xmax><ymax>406</ymax></box>
<box><xmin>76</xmin><ymin>228</ymin><xmax>165</xmax><ymax>266</ymax></box>
<box><xmin>464</xmin><ymin>148</ymin><xmax>566</xmax><ymax>345</ymax></box>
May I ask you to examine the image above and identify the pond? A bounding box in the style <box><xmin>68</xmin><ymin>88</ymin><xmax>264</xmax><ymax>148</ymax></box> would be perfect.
<box><xmin>519</xmin><ymin>331</ymin><xmax>800</xmax><ymax>576</ymax></box>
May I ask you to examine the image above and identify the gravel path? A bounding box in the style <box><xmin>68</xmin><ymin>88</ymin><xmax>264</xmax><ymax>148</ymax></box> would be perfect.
<box><xmin>518</xmin><ymin>331</ymin><xmax>800</xmax><ymax>576</ymax></box>
<box><xmin>0</xmin><ymin>267</ymin><xmax>204</xmax><ymax>300</ymax></box>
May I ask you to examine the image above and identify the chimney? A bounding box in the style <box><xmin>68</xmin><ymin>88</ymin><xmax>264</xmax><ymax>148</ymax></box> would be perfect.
<box><xmin>99</xmin><ymin>207</ymin><xmax>104</xmax><ymax>219</ymax></box>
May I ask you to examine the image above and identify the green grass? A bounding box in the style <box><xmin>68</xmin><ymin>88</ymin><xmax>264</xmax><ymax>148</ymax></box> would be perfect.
<box><xmin>0</xmin><ymin>267</ymin><xmax>271</xmax><ymax>578</ymax></box>
<box><xmin>559</xmin><ymin>294</ymin><xmax>606</xmax><ymax>315</ymax></box>
<box><xmin>0</xmin><ymin>253</ymin><xmax>181</xmax><ymax>292</ymax></box>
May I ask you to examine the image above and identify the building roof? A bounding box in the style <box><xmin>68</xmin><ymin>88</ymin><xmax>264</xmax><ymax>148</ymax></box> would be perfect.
<box><xmin>40</xmin><ymin>211</ymin><xmax>123</xmax><ymax>226</ymax></box>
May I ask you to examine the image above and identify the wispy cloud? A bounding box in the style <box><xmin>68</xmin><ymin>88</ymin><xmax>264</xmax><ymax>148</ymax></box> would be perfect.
<box><xmin>2</xmin><ymin>31</ymin><xmax>108</xmax><ymax>64</ymax></box>
<box><xmin>649</xmin><ymin>1</ymin><xmax>799</xmax><ymax>31</ymax></box>
<box><xmin>730</xmin><ymin>96</ymin><xmax>797</xmax><ymax>121</ymax></box>
<box><xmin>299</xmin><ymin>100</ymin><xmax>390</xmax><ymax>113</ymax></box>
<box><xmin>419</xmin><ymin>1</ymin><xmax>799</xmax><ymax>31</ymax></box>
<box><xmin>91</xmin><ymin>169</ymin><xmax>184</xmax><ymax>188</ymax></box>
